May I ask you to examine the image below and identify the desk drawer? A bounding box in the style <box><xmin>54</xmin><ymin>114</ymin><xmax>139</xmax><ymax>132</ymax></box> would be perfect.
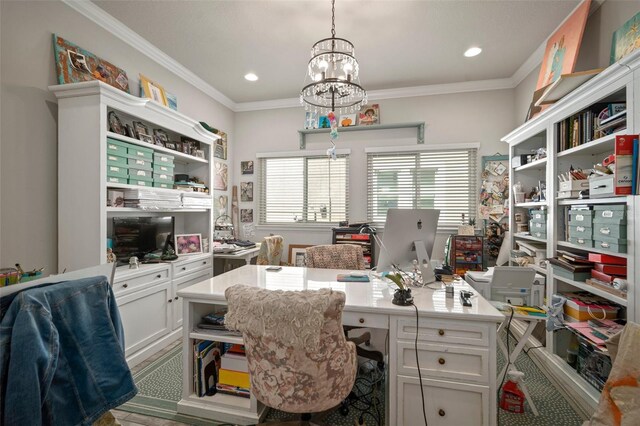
<box><xmin>396</xmin><ymin>375</ymin><xmax>489</xmax><ymax>426</ymax></box>
<box><xmin>113</xmin><ymin>268</ymin><xmax>170</xmax><ymax>295</ymax></box>
<box><xmin>342</xmin><ymin>311</ymin><xmax>388</xmax><ymax>329</ymax></box>
<box><xmin>174</xmin><ymin>255</ymin><xmax>213</xmax><ymax>278</ymax></box>
<box><xmin>396</xmin><ymin>318</ymin><xmax>489</xmax><ymax>347</ymax></box>
<box><xmin>397</xmin><ymin>341</ymin><xmax>489</xmax><ymax>384</ymax></box>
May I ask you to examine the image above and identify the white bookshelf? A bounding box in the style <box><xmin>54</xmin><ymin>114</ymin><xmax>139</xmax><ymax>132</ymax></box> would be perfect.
<box><xmin>501</xmin><ymin>49</ymin><xmax>640</xmax><ymax>413</ymax></box>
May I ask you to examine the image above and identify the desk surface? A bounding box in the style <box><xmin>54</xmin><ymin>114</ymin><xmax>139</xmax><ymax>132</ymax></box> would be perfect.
<box><xmin>178</xmin><ymin>265</ymin><xmax>504</xmax><ymax>322</ymax></box>
<box><xmin>213</xmin><ymin>246</ymin><xmax>260</xmax><ymax>259</ymax></box>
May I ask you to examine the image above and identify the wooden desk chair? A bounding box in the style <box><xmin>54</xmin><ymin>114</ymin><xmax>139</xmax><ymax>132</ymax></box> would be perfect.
<box><xmin>225</xmin><ymin>285</ymin><xmax>357</xmax><ymax>425</ymax></box>
<box><xmin>305</xmin><ymin>244</ymin><xmax>385</xmax><ymax>367</ymax></box>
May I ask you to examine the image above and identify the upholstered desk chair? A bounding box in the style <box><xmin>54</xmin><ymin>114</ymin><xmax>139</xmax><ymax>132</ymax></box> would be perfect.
<box><xmin>256</xmin><ymin>235</ymin><xmax>284</xmax><ymax>266</ymax></box>
<box><xmin>305</xmin><ymin>244</ymin><xmax>385</xmax><ymax>367</ymax></box>
<box><xmin>225</xmin><ymin>285</ymin><xmax>357</xmax><ymax>424</ymax></box>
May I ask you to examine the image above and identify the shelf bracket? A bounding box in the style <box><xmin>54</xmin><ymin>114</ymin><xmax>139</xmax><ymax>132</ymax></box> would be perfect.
<box><xmin>418</xmin><ymin>123</ymin><xmax>425</xmax><ymax>144</ymax></box>
<box><xmin>299</xmin><ymin>131</ymin><xmax>306</xmax><ymax>150</ymax></box>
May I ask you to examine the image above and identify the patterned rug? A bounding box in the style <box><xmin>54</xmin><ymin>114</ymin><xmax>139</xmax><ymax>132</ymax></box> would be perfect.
<box><xmin>119</xmin><ymin>331</ymin><xmax>587</xmax><ymax>425</ymax></box>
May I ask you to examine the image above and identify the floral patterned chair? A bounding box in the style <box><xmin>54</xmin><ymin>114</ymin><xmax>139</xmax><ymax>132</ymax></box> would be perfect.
<box><xmin>256</xmin><ymin>235</ymin><xmax>284</xmax><ymax>266</ymax></box>
<box><xmin>304</xmin><ymin>244</ymin><xmax>385</xmax><ymax>367</ymax></box>
<box><xmin>224</xmin><ymin>285</ymin><xmax>357</xmax><ymax>423</ymax></box>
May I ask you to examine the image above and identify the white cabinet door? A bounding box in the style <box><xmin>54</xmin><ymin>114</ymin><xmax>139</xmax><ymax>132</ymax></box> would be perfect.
<box><xmin>396</xmin><ymin>375</ymin><xmax>489</xmax><ymax>426</ymax></box>
<box><xmin>172</xmin><ymin>269</ymin><xmax>213</xmax><ymax>329</ymax></box>
<box><xmin>116</xmin><ymin>281</ymin><xmax>172</xmax><ymax>357</ymax></box>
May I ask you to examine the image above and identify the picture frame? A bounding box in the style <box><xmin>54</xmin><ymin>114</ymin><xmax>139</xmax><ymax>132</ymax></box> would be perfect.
<box><xmin>194</xmin><ymin>149</ymin><xmax>205</xmax><ymax>159</ymax></box>
<box><xmin>108</xmin><ymin>111</ymin><xmax>125</xmax><ymax>135</ymax></box>
<box><xmin>240</xmin><ymin>208</ymin><xmax>253</xmax><ymax>223</ymax></box>
<box><xmin>610</xmin><ymin>11</ymin><xmax>640</xmax><ymax>65</ymax></box>
<box><xmin>165</xmin><ymin>92</ymin><xmax>178</xmax><ymax>111</ymax></box>
<box><xmin>132</xmin><ymin>121</ymin><xmax>148</xmax><ymax>139</ymax></box>
<box><xmin>153</xmin><ymin>135</ymin><xmax>165</xmax><ymax>147</ymax></box>
<box><xmin>140</xmin><ymin>74</ymin><xmax>168</xmax><ymax>106</ymax></box>
<box><xmin>175</xmin><ymin>233</ymin><xmax>203</xmax><ymax>256</ymax></box>
<box><xmin>288</xmin><ymin>244</ymin><xmax>313</xmax><ymax>267</ymax></box>
<box><xmin>304</xmin><ymin>112</ymin><xmax>318</xmax><ymax>129</ymax></box>
<box><xmin>164</xmin><ymin>142</ymin><xmax>177</xmax><ymax>150</ymax></box>
<box><xmin>153</xmin><ymin>129</ymin><xmax>170</xmax><ymax>144</ymax></box>
<box><xmin>214</xmin><ymin>131</ymin><xmax>228</xmax><ymax>160</ymax></box>
<box><xmin>138</xmin><ymin>133</ymin><xmax>153</xmax><ymax>144</ymax></box>
<box><xmin>339</xmin><ymin>114</ymin><xmax>357</xmax><ymax>127</ymax></box>
<box><xmin>358</xmin><ymin>104</ymin><xmax>380</xmax><ymax>125</ymax></box>
<box><xmin>241</xmin><ymin>161</ymin><xmax>254</xmax><ymax>175</ymax></box>
<box><xmin>318</xmin><ymin>115</ymin><xmax>330</xmax><ymax>129</ymax></box>
<box><xmin>240</xmin><ymin>182</ymin><xmax>253</xmax><ymax>202</ymax></box>
<box><xmin>125</xmin><ymin>124</ymin><xmax>136</xmax><ymax>138</ymax></box>
<box><xmin>214</xmin><ymin>162</ymin><xmax>228</xmax><ymax>191</ymax></box>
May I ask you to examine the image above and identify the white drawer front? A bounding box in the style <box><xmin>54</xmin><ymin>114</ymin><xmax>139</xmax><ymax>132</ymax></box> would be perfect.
<box><xmin>174</xmin><ymin>255</ymin><xmax>212</xmax><ymax>278</ymax></box>
<box><xmin>342</xmin><ymin>311</ymin><xmax>389</xmax><ymax>329</ymax></box>
<box><xmin>397</xmin><ymin>375</ymin><xmax>489</xmax><ymax>426</ymax></box>
<box><xmin>113</xmin><ymin>268</ymin><xmax>170</xmax><ymax>295</ymax></box>
<box><xmin>173</xmin><ymin>269</ymin><xmax>213</xmax><ymax>329</ymax></box>
<box><xmin>397</xmin><ymin>341</ymin><xmax>489</xmax><ymax>384</ymax></box>
<box><xmin>396</xmin><ymin>318</ymin><xmax>489</xmax><ymax>347</ymax></box>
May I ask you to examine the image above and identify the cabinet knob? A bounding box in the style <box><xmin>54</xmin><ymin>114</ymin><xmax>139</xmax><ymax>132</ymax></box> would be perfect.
<box><xmin>122</xmin><ymin>283</ymin><xmax>128</xmax><ymax>288</ymax></box>
<box><xmin>438</xmin><ymin>329</ymin><xmax>445</xmax><ymax>336</ymax></box>
<box><xmin>182</xmin><ymin>267</ymin><xmax>187</xmax><ymax>271</ymax></box>
<box><xmin>439</xmin><ymin>409</ymin><xmax>445</xmax><ymax>417</ymax></box>
<box><xmin>168</xmin><ymin>299</ymin><xmax>172</xmax><ymax>303</ymax></box>
<box><xmin>203</xmin><ymin>261</ymin><xmax>207</xmax><ymax>264</ymax></box>
<box><xmin>174</xmin><ymin>296</ymin><xmax>179</xmax><ymax>300</ymax></box>
<box><xmin>359</xmin><ymin>318</ymin><xmax>365</xmax><ymax>324</ymax></box>
<box><xmin>156</xmin><ymin>274</ymin><xmax>161</xmax><ymax>279</ymax></box>
<box><xmin>438</xmin><ymin>358</ymin><xmax>446</xmax><ymax>365</ymax></box>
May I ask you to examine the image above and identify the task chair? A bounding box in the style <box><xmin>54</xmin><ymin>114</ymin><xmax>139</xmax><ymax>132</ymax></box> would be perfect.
<box><xmin>305</xmin><ymin>244</ymin><xmax>385</xmax><ymax>367</ymax></box>
<box><xmin>225</xmin><ymin>285</ymin><xmax>357</xmax><ymax>425</ymax></box>
<box><xmin>256</xmin><ymin>235</ymin><xmax>284</xmax><ymax>266</ymax></box>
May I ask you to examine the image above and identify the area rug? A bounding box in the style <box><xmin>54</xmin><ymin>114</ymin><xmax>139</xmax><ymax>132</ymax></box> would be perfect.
<box><xmin>119</xmin><ymin>333</ymin><xmax>586</xmax><ymax>426</ymax></box>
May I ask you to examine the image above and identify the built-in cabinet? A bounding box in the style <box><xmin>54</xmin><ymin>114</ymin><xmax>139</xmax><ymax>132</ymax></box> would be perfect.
<box><xmin>502</xmin><ymin>50</ymin><xmax>640</xmax><ymax>412</ymax></box>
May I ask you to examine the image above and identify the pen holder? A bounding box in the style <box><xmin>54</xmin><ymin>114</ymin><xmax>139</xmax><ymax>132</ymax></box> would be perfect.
<box><xmin>392</xmin><ymin>288</ymin><xmax>413</xmax><ymax>306</ymax></box>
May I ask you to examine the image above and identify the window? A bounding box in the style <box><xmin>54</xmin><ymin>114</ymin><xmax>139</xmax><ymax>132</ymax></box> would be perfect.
<box><xmin>258</xmin><ymin>152</ymin><xmax>349</xmax><ymax>225</ymax></box>
<box><xmin>367</xmin><ymin>147</ymin><xmax>478</xmax><ymax>231</ymax></box>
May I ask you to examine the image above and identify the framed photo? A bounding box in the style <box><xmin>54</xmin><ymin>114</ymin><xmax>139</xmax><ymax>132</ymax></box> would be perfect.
<box><xmin>214</xmin><ymin>162</ymin><xmax>228</xmax><ymax>191</ymax></box>
<box><xmin>194</xmin><ymin>149</ymin><xmax>205</xmax><ymax>159</ymax></box>
<box><xmin>240</xmin><ymin>182</ymin><xmax>253</xmax><ymax>202</ymax></box>
<box><xmin>153</xmin><ymin>129</ymin><xmax>170</xmax><ymax>144</ymax></box>
<box><xmin>288</xmin><ymin>244</ymin><xmax>313</xmax><ymax>267</ymax></box>
<box><xmin>138</xmin><ymin>133</ymin><xmax>153</xmax><ymax>144</ymax></box>
<box><xmin>318</xmin><ymin>115</ymin><xmax>330</xmax><ymax>129</ymax></box>
<box><xmin>214</xmin><ymin>131</ymin><xmax>227</xmax><ymax>160</ymax></box>
<box><xmin>241</xmin><ymin>161</ymin><xmax>254</xmax><ymax>175</ymax></box>
<box><xmin>358</xmin><ymin>104</ymin><xmax>380</xmax><ymax>125</ymax></box>
<box><xmin>125</xmin><ymin>124</ymin><xmax>136</xmax><ymax>138</ymax></box>
<box><xmin>175</xmin><ymin>234</ymin><xmax>203</xmax><ymax>256</ymax></box>
<box><xmin>165</xmin><ymin>92</ymin><xmax>178</xmax><ymax>111</ymax></box>
<box><xmin>132</xmin><ymin>121</ymin><xmax>148</xmax><ymax>139</ymax></box>
<box><xmin>304</xmin><ymin>112</ymin><xmax>318</xmax><ymax>129</ymax></box>
<box><xmin>339</xmin><ymin>114</ymin><xmax>356</xmax><ymax>127</ymax></box>
<box><xmin>240</xmin><ymin>208</ymin><xmax>253</xmax><ymax>223</ymax></box>
<box><xmin>140</xmin><ymin>74</ymin><xmax>168</xmax><ymax>106</ymax></box>
<box><xmin>153</xmin><ymin>135</ymin><xmax>165</xmax><ymax>147</ymax></box>
<box><xmin>108</xmin><ymin>111</ymin><xmax>125</xmax><ymax>135</ymax></box>
<box><xmin>164</xmin><ymin>142</ymin><xmax>176</xmax><ymax>150</ymax></box>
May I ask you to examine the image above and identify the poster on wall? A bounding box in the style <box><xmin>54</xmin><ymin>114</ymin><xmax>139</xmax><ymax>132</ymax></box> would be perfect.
<box><xmin>610</xmin><ymin>11</ymin><xmax>640</xmax><ymax>64</ymax></box>
<box><xmin>53</xmin><ymin>34</ymin><xmax>130</xmax><ymax>93</ymax></box>
<box><xmin>214</xmin><ymin>162</ymin><xmax>228</xmax><ymax>191</ymax></box>
<box><xmin>214</xmin><ymin>195</ymin><xmax>228</xmax><ymax>218</ymax></box>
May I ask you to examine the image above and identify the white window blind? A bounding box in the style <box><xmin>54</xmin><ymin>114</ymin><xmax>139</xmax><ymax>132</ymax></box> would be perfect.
<box><xmin>367</xmin><ymin>148</ymin><xmax>477</xmax><ymax>231</ymax></box>
<box><xmin>258</xmin><ymin>154</ymin><xmax>349</xmax><ymax>225</ymax></box>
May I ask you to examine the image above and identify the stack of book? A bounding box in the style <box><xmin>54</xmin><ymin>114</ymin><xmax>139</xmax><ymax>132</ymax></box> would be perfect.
<box><xmin>193</xmin><ymin>340</ymin><xmax>223</xmax><ymax>397</ymax></box>
<box><xmin>175</xmin><ymin>180</ymin><xmax>208</xmax><ymax>193</ymax></box>
<box><xmin>549</xmin><ymin>251</ymin><xmax>593</xmax><ymax>281</ymax></box>
<box><xmin>216</xmin><ymin>344</ymin><xmax>250</xmax><ymax>398</ymax></box>
<box><xmin>123</xmin><ymin>188</ymin><xmax>181</xmax><ymax>209</ymax></box>
<box><xmin>556</xmin><ymin>103</ymin><xmax>626</xmax><ymax>152</ymax></box>
<box><xmin>586</xmin><ymin>253</ymin><xmax>627</xmax><ymax>296</ymax></box>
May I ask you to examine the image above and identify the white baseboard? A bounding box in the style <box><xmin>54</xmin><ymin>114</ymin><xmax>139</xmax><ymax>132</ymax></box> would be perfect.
<box><xmin>126</xmin><ymin>328</ymin><xmax>182</xmax><ymax>368</ymax></box>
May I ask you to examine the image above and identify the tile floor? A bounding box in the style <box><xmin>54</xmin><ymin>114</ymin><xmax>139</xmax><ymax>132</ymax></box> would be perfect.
<box><xmin>111</xmin><ymin>339</ymin><xmax>190</xmax><ymax>426</ymax></box>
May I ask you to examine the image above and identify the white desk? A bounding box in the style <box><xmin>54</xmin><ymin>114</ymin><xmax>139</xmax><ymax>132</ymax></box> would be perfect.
<box><xmin>213</xmin><ymin>246</ymin><xmax>260</xmax><ymax>272</ymax></box>
<box><xmin>177</xmin><ymin>265</ymin><xmax>504</xmax><ymax>425</ymax></box>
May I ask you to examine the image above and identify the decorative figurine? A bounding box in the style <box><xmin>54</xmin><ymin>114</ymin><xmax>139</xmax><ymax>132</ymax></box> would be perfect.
<box><xmin>106</xmin><ymin>248</ymin><xmax>116</xmax><ymax>263</ymax></box>
<box><xmin>129</xmin><ymin>256</ymin><xmax>139</xmax><ymax>269</ymax></box>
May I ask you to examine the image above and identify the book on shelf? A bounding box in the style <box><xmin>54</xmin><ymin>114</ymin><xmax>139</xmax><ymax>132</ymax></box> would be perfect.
<box><xmin>592</xmin><ymin>263</ymin><xmax>627</xmax><ymax>276</ymax></box>
<box><xmin>614</xmin><ymin>135</ymin><xmax>637</xmax><ymax>195</ymax></box>
<box><xmin>557</xmin><ymin>250</ymin><xmax>592</xmax><ymax>264</ymax></box>
<box><xmin>548</xmin><ymin>256</ymin><xmax>593</xmax><ymax>273</ymax></box>
<box><xmin>585</xmin><ymin>278</ymin><xmax>627</xmax><ymax>298</ymax></box>
<box><xmin>587</xmin><ymin>253</ymin><xmax>627</xmax><ymax>265</ymax></box>
<box><xmin>591</xmin><ymin>269</ymin><xmax>624</xmax><ymax>283</ymax></box>
<box><xmin>193</xmin><ymin>340</ymin><xmax>223</xmax><ymax>397</ymax></box>
<box><xmin>218</xmin><ymin>368</ymin><xmax>250</xmax><ymax>389</ymax></box>
<box><xmin>556</xmin><ymin>102</ymin><xmax>627</xmax><ymax>152</ymax></box>
<box><xmin>221</xmin><ymin>351</ymin><xmax>248</xmax><ymax>373</ymax></box>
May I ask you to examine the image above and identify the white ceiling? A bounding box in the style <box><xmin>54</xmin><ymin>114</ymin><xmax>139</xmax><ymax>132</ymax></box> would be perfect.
<box><xmin>93</xmin><ymin>0</ymin><xmax>580</xmax><ymax>104</ymax></box>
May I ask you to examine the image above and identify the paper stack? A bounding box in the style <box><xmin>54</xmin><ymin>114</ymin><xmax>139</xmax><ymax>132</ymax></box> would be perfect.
<box><xmin>182</xmin><ymin>192</ymin><xmax>212</xmax><ymax>209</ymax></box>
<box><xmin>123</xmin><ymin>189</ymin><xmax>182</xmax><ymax>210</ymax></box>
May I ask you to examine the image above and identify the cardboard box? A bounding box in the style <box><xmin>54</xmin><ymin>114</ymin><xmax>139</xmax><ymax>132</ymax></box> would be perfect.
<box><xmin>559</xmin><ymin>179</ymin><xmax>589</xmax><ymax>192</ymax></box>
<box><xmin>614</xmin><ymin>135</ymin><xmax>638</xmax><ymax>195</ymax></box>
<box><xmin>562</xmin><ymin>292</ymin><xmax>619</xmax><ymax>321</ymax></box>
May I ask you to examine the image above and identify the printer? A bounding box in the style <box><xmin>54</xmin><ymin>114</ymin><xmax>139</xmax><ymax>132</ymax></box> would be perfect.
<box><xmin>465</xmin><ymin>267</ymin><xmax>546</xmax><ymax>307</ymax></box>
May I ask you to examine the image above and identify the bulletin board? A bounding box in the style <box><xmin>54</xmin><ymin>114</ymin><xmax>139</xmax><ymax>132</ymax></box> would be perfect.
<box><xmin>479</xmin><ymin>154</ymin><xmax>509</xmax><ymax>262</ymax></box>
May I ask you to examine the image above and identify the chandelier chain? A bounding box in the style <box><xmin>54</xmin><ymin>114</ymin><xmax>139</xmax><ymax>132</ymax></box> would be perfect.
<box><xmin>331</xmin><ymin>0</ymin><xmax>335</xmax><ymax>38</ymax></box>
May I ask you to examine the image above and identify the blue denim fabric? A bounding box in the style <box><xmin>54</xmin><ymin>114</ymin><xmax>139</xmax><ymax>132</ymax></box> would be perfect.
<box><xmin>0</xmin><ymin>276</ymin><xmax>137</xmax><ymax>425</ymax></box>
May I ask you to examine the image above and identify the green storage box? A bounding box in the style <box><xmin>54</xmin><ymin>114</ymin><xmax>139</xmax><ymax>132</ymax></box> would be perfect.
<box><xmin>530</xmin><ymin>210</ymin><xmax>546</xmax><ymax>223</ymax></box>
<box><xmin>594</xmin><ymin>237</ymin><xmax>627</xmax><ymax>254</ymax></box>
<box><xmin>153</xmin><ymin>182</ymin><xmax>174</xmax><ymax>189</ymax></box>
<box><xmin>128</xmin><ymin>178</ymin><xmax>152</xmax><ymax>187</ymax></box>
<box><xmin>153</xmin><ymin>163</ymin><xmax>174</xmax><ymax>173</ymax></box>
<box><xmin>128</xmin><ymin>157</ymin><xmax>153</xmax><ymax>171</ymax></box>
<box><xmin>107</xmin><ymin>164</ymin><xmax>128</xmax><ymax>178</ymax></box>
<box><xmin>554</xmin><ymin>267</ymin><xmax>591</xmax><ymax>282</ymax></box>
<box><xmin>593</xmin><ymin>223</ymin><xmax>627</xmax><ymax>239</ymax></box>
<box><xmin>153</xmin><ymin>172</ymin><xmax>174</xmax><ymax>184</ymax></box>
<box><xmin>569</xmin><ymin>225</ymin><xmax>592</xmax><ymax>239</ymax></box>
<box><xmin>107</xmin><ymin>154</ymin><xmax>128</xmax><ymax>167</ymax></box>
<box><xmin>567</xmin><ymin>237</ymin><xmax>593</xmax><ymax>248</ymax></box>
<box><xmin>529</xmin><ymin>221</ymin><xmax>546</xmax><ymax>231</ymax></box>
<box><xmin>127</xmin><ymin>145</ymin><xmax>154</xmax><ymax>161</ymax></box>
<box><xmin>106</xmin><ymin>138</ymin><xmax>129</xmax><ymax>156</ymax></box>
<box><xmin>153</xmin><ymin>152</ymin><xmax>175</xmax><ymax>166</ymax></box>
<box><xmin>128</xmin><ymin>168</ymin><xmax>153</xmax><ymax>180</ymax></box>
<box><xmin>568</xmin><ymin>220</ymin><xmax>592</xmax><ymax>229</ymax></box>
<box><xmin>106</xmin><ymin>175</ymin><xmax>127</xmax><ymax>185</ymax></box>
<box><xmin>569</xmin><ymin>210</ymin><xmax>593</xmax><ymax>225</ymax></box>
<box><xmin>531</xmin><ymin>230</ymin><xmax>547</xmax><ymax>239</ymax></box>
<box><xmin>593</xmin><ymin>205</ymin><xmax>626</xmax><ymax>224</ymax></box>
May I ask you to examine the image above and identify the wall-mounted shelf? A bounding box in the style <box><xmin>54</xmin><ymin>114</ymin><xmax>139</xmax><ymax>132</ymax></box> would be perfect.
<box><xmin>298</xmin><ymin>121</ymin><xmax>425</xmax><ymax>149</ymax></box>
<box><xmin>513</xmin><ymin>157</ymin><xmax>547</xmax><ymax>172</ymax></box>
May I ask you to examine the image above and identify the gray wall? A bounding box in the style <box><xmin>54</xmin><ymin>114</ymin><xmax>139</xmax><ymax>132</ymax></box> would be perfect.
<box><xmin>0</xmin><ymin>0</ymin><xmax>234</xmax><ymax>274</ymax></box>
<box><xmin>234</xmin><ymin>89</ymin><xmax>516</xmax><ymax>262</ymax></box>
<box><xmin>514</xmin><ymin>0</ymin><xmax>640</xmax><ymax>123</ymax></box>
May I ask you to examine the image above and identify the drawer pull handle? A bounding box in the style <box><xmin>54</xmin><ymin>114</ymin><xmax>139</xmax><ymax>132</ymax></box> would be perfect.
<box><xmin>156</xmin><ymin>274</ymin><xmax>162</xmax><ymax>279</ymax></box>
<box><xmin>359</xmin><ymin>318</ymin><xmax>365</xmax><ymax>324</ymax></box>
<box><xmin>438</xmin><ymin>329</ymin><xmax>445</xmax><ymax>336</ymax></box>
<box><xmin>438</xmin><ymin>409</ymin><xmax>445</xmax><ymax>417</ymax></box>
<box><xmin>168</xmin><ymin>299</ymin><xmax>172</xmax><ymax>303</ymax></box>
<box><xmin>438</xmin><ymin>358</ymin><xmax>446</xmax><ymax>365</ymax></box>
<box><xmin>182</xmin><ymin>267</ymin><xmax>187</xmax><ymax>271</ymax></box>
<box><xmin>122</xmin><ymin>283</ymin><xmax>128</xmax><ymax>288</ymax></box>
<box><xmin>203</xmin><ymin>261</ymin><xmax>207</xmax><ymax>264</ymax></box>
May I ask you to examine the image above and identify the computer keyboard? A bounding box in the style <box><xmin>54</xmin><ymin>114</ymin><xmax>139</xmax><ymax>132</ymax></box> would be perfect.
<box><xmin>228</xmin><ymin>239</ymin><xmax>256</xmax><ymax>248</ymax></box>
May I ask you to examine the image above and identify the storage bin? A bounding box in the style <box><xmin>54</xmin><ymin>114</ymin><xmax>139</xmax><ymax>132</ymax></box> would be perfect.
<box><xmin>128</xmin><ymin>178</ymin><xmax>152</xmax><ymax>187</ymax></box>
<box><xmin>562</xmin><ymin>292</ymin><xmax>619</xmax><ymax>321</ymax></box>
<box><xmin>530</xmin><ymin>210</ymin><xmax>546</xmax><ymax>223</ymax></box>
<box><xmin>593</xmin><ymin>223</ymin><xmax>627</xmax><ymax>239</ymax></box>
<box><xmin>106</xmin><ymin>138</ymin><xmax>129</xmax><ymax>156</ymax></box>
<box><xmin>567</xmin><ymin>237</ymin><xmax>593</xmax><ymax>248</ymax></box>
<box><xmin>153</xmin><ymin>152</ymin><xmax>175</xmax><ymax>166</ymax></box>
<box><xmin>153</xmin><ymin>163</ymin><xmax>174</xmax><ymax>173</ymax></box>
<box><xmin>107</xmin><ymin>154</ymin><xmax>128</xmax><ymax>167</ymax></box>
<box><xmin>128</xmin><ymin>168</ymin><xmax>153</xmax><ymax>180</ymax></box>
<box><xmin>127</xmin><ymin>145</ymin><xmax>154</xmax><ymax>161</ymax></box>
<box><xmin>593</xmin><ymin>237</ymin><xmax>627</xmax><ymax>254</ymax></box>
<box><xmin>153</xmin><ymin>182</ymin><xmax>173</xmax><ymax>189</ymax></box>
<box><xmin>529</xmin><ymin>221</ymin><xmax>546</xmax><ymax>231</ymax></box>
<box><xmin>559</xmin><ymin>180</ymin><xmax>589</xmax><ymax>192</ymax></box>
<box><xmin>106</xmin><ymin>176</ymin><xmax>127</xmax><ymax>185</ymax></box>
<box><xmin>128</xmin><ymin>157</ymin><xmax>153</xmax><ymax>171</ymax></box>
<box><xmin>153</xmin><ymin>172</ymin><xmax>174</xmax><ymax>184</ymax></box>
<box><xmin>593</xmin><ymin>204</ymin><xmax>627</xmax><ymax>224</ymax></box>
<box><xmin>569</xmin><ymin>210</ymin><xmax>593</xmax><ymax>225</ymax></box>
<box><xmin>589</xmin><ymin>175</ymin><xmax>615</xmax><ymax>199</ymax></box>
<box><xmin>569</xmin><ymin>225</ymin><xmax>592</xmax><ymax>239</ymax></box>
<box><xmin>531</xmin><ymin>230</ymin><xmax>546</xmax><ymax>239</ymax></box>
<box><xmin>107</xmin><ymin>165</ymin><xmax>128</xmax><ymax>178</ymax></box>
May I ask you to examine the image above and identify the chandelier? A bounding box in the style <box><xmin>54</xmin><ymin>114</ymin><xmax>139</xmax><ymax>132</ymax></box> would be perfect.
<box><xmin>300</xmin><ymin>0</ymin><xmax>367</xmax><ymax>114</ymax></box>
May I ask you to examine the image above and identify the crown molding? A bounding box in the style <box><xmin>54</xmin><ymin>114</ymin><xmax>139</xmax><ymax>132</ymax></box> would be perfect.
<box><xmin>61</xmin><ymin>0</ymin><xmax>236</xmax><ymax>111</ymax></box>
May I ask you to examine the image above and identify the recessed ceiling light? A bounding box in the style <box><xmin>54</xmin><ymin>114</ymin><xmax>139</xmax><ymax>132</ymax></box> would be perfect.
<box><xmin>464</xmin><ymin>47</ymin><xmax>482</xmax><ymax>58</ymax></box>
<box><xmin>244</xmin><ymin>73</ymin><xmax>258</xmax><ymax>81</ymax></box>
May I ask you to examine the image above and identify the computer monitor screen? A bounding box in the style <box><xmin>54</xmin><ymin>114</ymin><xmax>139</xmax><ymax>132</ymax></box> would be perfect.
<box><xmin>377</xmin><ymin>209</ymin><xmax>440</xmax><ymax>281</ymax></box>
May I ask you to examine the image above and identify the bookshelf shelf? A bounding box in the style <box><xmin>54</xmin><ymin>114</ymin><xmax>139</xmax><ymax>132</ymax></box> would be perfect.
<box><xmin>556</xmin><ymin>241</ymin><xmax>629</xmax><ymax>259</ymax></box>
<box><xmin>514</xmin><ymin>234</ymin><xmax>548</xmax><ymax>244</ymax></box>
<box><xmin>513</xmin><ymin>157</ymin><xmax>547</xmax><ymax>172</ymax></box>
<box><xmin>189</xmin><ymin>331</ymin><xmax>243</xmax><ymax>344</ymax></box>
<box><xmin>556</xmin><ymin>131</ymin><xmax>622</xmax><ymax>157</ymax></box>
<box><xmin>557</xmin><ymin>197</ymin><xmax>627</xmax><ymax>205</ymax></box>
<box><xmin>106</xmin><ymin>207</ymin><xmax>209</xmax><ymax>213</ymax></box>
<box><xmin>514</xmin><ymin>201</ymin><xmax>547</xmax><ymax>208</ymax></box>
<box><xmin>107</xmin><ymin>131</ymin><xmax>209</xmax><ymax>164</ymax></box>
<box><xmin>553</xmin><ymin>275</ymin><xmax>627</xmax><ymax>306</ymax></box>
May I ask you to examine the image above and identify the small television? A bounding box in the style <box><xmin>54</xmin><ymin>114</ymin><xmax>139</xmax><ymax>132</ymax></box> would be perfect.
<box><xmin>112</xmin><ymin>216</ymin><xmax>175</xmax><ymax>263</ymax></box>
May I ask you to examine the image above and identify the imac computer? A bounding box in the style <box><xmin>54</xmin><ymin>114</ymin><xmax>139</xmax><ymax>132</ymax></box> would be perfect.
<box><xmin>377</xmin><ymin>209</ymin><xmax>440</xmax><ymax>284</ymax></box>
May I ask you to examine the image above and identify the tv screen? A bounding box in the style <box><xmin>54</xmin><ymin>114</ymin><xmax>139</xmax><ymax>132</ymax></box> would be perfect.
<box><xmin>112</xmin><ymin>216</ymin><xmax>174</xmax><ymax>263</ymax></box>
